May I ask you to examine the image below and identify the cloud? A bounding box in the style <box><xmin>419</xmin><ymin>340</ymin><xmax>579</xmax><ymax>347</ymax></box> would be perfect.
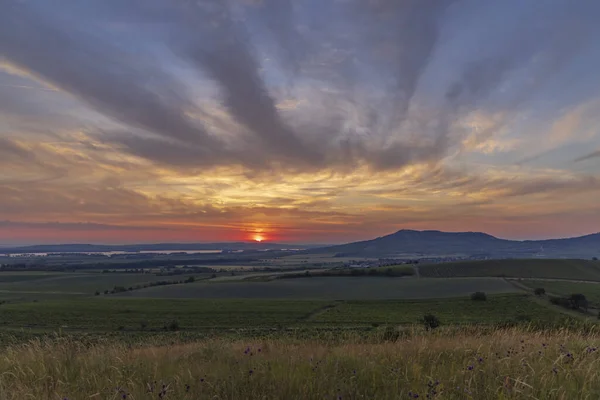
<box><xmin>2</xmin><ymin>0</ymin><xmax>600</xmax><ymax>243</ymax></box>
<box><xmin>0</xmin><ymin>220</ymin><xmax>166</xmax><ymax>232</ymax></box>
<box><xmin>0</xmin><ymin>2</ymin><xmax>220</xmax><ymax>151</ymax></box>
<box><xmin>575</xmin><ymin>150</ymin><xmax>600</xmax><ymax>163</ymax></box>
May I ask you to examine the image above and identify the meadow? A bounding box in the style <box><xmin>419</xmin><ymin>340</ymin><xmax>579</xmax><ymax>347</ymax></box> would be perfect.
<box><xmin>3</xmin><ymin>329</ymin><xmax>600</xmax><ymax>399</ymax></box>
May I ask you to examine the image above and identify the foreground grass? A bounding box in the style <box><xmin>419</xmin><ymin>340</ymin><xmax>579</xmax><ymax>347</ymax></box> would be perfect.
<box><xmin>3</xmin><ymin>329</ymin><xmax>600</xmax><ymax>399</ymax></box>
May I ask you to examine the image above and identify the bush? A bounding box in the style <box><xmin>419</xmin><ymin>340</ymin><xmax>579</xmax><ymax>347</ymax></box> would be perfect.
<box><xmin>381</xmin><ymin>326</ymin><xmax>400</xmax><ymax>342</ymax></box>
<box><xmin>534</xmin><ymin>288</ymin><xmax>546</xmax><ymax>296</ymax></box>
<box><xmin>569</xmin><ymin>294</ymin><xmax>589</xmax><ymax>311</ymax></box>
<box><xmin>165</xmin><ymin>320</ymin><xmax>180</xmax><ymax>331</ymax></box>
<box><xmin>94</xmin><ymin>291</ymin><xmax>100</xmax><ymax>296</ymax></box>
<box><xmin>593</xmin><ymin>257</ymin><xmax>598</xmax><ymax>261</ymax></box>
<box><xmin>422</xmin><ymin>314</ymin><xmax>440</xmax><ymax>331</ymax></box>
<box><xmin>471</xmin><ymin>292</ymin><xmax>487</xmax><ymax>301</ymax></box>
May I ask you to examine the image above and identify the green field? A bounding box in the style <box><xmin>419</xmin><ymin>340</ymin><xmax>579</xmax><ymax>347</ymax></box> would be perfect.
<box><xmin>0</xmin><ymin>272</ymin><xmax>202</xmax><ymax>300</ymax></box>
<box><xmin>0</xmin><ymin>298</ymin><xmax>328</xmax><ymax>331</ymax></box>
<box><xmin>420</xmin><ymin>259</ymin><xmax>600</xmax><ymax>280</ymax></box>
<box><xmin>520</xmin><ymin>280</ymin><xmax>600</xmax><ymax>307</ymax></box>
<box><xmin>111</xmin><ymin>276</ymin><xmax>518</xmax><ymax>299</ymax></box>
<box><xmin>310</xmin><ymin>295</ymin><xmax>562</xmax><ymax>326</ymax></box>
<box><xmin>0</xmin><ymin>294</ymin><xmax>567</xmax><ymax>333</ymax></box>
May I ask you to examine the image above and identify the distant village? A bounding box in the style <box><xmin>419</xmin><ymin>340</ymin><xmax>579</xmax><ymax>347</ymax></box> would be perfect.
<box><xmin>341</xmin><ymin>256</ymin><xmax>486</xmax><ymax>268</ymax></box>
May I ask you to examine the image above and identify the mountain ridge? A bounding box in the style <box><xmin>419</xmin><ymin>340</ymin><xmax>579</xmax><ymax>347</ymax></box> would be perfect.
<box><xmin>311</xmin><ymin>229</ymin><xmax>600</xmax><ymax>258</ymax></box>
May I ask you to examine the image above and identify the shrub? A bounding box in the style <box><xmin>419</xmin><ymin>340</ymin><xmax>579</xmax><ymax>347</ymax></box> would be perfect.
<box><xmin>569</xmin><ymin>294</ymin><xmax>589</xmax><ymax>311</ymax></box>
<box><xmin>471</xmin><ymin>292</ymin><xmax>487</xmax><ymax>301</ymax></box>
<box><xmin>422</xmin><ymin>314</ymin><xmax>440</xmax><ymax>331</ymax></box>
<box><xmin>166</xmin><ymin>320</ymin><xmax>180</xmax><ymax>331</ymax></box>
<box><xmin>94</xmin><ymin>291</ymin><xmax>100</xmax><ymax>296</ymax></box>
<box><xmin>381</xmin><ymin>326</ymin><xmax>400</xmax><ymax>342</ymax></box>
<box><xmin>534</xmin><ymin>288</ymin><xmax>546</xmax><ymax>296</ymax></box>
<box><xmin>593</xmin><ymin>257</ymin><xmax>598</xmax><ymax>261</ymax></box>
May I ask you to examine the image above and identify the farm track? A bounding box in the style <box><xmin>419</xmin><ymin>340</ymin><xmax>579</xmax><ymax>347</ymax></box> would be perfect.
<box><xmin>299</xmin><ymin>302</ymin><xmax>340</xmax><ymax>322</ymax></box>
<box><xmin>507</xmin><ymin>277</ymin><xmax>600</xmax><ymax>284</ymax></box>
<box><xmin>506</xmin><ymin>279</ymin><xmax>598</xmax><ymax>320</ymax></box>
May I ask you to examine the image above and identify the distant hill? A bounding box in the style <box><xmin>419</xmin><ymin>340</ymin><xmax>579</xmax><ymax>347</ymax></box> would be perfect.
<box><xmin>0</xmin><ymin>242</ymin><xmax>320</xmax><ymax>254</ymax></box>
<box><xmin>310</xmin><ymin>229</ymin><xmax>600</xmax><ymax>258</ymax></box>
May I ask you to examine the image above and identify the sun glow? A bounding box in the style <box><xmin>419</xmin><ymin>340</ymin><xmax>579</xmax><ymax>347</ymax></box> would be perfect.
<box><xmin>253</xmin><ymin>234</ymin><xmax>264</xmax><ymax>242</ymax></box>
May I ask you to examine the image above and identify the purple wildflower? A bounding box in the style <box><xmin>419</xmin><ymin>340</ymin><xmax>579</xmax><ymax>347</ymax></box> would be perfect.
<box><xmin>467</xmin><ymin>365</ymin><xmax>474</xmax><ymax>371</ymax></box>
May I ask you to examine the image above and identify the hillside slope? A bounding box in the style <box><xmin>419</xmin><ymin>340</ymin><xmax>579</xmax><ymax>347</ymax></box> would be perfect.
<box><xmin>313</xmin><ymin>229</ymin><xmax>600</xmax><ymax>258</ymax></box>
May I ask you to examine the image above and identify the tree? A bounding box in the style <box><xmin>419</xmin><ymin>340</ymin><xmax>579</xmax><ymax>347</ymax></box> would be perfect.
<box><xmin>569</xmin><ymin>294</ymin><xmax>589</xmax><ymax>311</ymax></box>
<box><xmin>94</xmin><ymin>291</ymin><xmax>100</xmax><ymax>296</ymax></box>
<box><xmin>471</xmin><ymin>292</ymin><xmax>487</xmax><ymax>301</ymax></box>
<box><xmin>593</xmin><ymin>257</ymin><xmax>598</xmax><ymax>261</ymax></box>
<box><xmin>534</xmin><ymin>288</ymin><xmax>546</xmax><ymax>296</ymax></box>
<box><xmin>422</xmin><ymin>314</ymin><xmax>440</xmax><ymax>331</ymax></box>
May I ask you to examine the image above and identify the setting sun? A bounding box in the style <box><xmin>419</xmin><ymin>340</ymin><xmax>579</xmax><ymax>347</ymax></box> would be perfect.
<box><xmin>253</xmin><ymin>235</ymin><xmax>264</xmax><ymax>242</ymax></box>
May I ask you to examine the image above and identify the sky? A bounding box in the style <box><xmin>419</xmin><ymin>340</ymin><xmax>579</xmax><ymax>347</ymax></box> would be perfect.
<box><xmin>1</xmin><ymin>0</ymin><xmax>600</xmax><ymax>245</ymax></box>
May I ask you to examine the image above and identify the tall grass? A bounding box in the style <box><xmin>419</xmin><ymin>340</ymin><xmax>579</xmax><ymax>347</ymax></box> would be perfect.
<box><xmin>1</xmin><ymin>328</ymin><xmax>600</xmax><ymax>399</ymax></box>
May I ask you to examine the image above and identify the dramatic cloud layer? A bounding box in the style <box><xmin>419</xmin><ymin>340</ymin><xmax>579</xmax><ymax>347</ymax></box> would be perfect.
<box><xmin>1</xmin><ymin>0</ymin><xmax>600</xmax><ymax>244</ymax></box>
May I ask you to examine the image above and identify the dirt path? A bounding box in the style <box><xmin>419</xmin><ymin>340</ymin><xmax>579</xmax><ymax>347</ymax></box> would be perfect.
<box><xmin>507</xmin><ymin>277</ymin><xmax>600</xmax><ymax>284</ymax></box>
<box><xmin>506</xmin><ymin>279</ymin><xmax>598</xmax><ymax>320</ymax></box>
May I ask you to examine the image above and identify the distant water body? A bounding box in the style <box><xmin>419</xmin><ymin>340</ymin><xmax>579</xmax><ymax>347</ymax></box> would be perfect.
<box><xmin>1</xmin><ymin>250</ymin><xmax>223</xmax><ymax>257</ymax></box>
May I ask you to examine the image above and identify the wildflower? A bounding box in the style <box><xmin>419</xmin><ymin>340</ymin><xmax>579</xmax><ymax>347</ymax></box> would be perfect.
<box><xmin>185</xmin><ymin>384</ymin><xmax>190</xmax><ymax>392</ymax></box>
<box><xmin>353</xmin><ymin>369</ymin><xmax>356</xmax><ymax>375</ymax></box>
<box><xmin>122</xmin><ymin>394</ymin><xmax>127</xmax><ymax>399</ymax></box>
<box><xmin>200</xmin><ymin>378</ymin><xmax>205</xmax><ymax>383</ymax></box>
<box><xmin>478</xmin><ymin>357</ymin><xmax>484</xmax><ymax>363</ymax></box>
<box><xmin>249</xmin><ymin>369</ymin><xmax>254</xmax><ymax>375</ymax></box>
<box><xmin>467</xmin><ymin>365</ymin><xmax>474</xmax><ymax>371</ymax></box>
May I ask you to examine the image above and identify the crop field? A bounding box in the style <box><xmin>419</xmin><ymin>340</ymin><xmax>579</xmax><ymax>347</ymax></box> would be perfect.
<box><xmin>419</xmin><ymin>259</ymin><xmax>600</xmax><ymax>280</ymax></box>
<box><xmin>0</xmin><ymin>272</ymin><xmax>202</xmax><ymax>300</ymax></box>
<box><xmin>0</xmin><ymin>294</ymin><xmax>569</xmax><ymax>334</ymax></box>
<box><xmin>0</xmin><ymin>298</ymin><xmax>328</xmax><ymax>331</ymax></box>
<box><xmin>520</xmin><ymin>280</ymin><xmax>600</xmax><ymax>306</ymax></box>
<box><xmin>309</xmin><ymin>294</ymin><xmax>563</xmax><ymax>326</ymax></box>
<box><xmin>111</xmin><ymin>276</ymin><xmax>518</xmax><ymax>300</ymax></box>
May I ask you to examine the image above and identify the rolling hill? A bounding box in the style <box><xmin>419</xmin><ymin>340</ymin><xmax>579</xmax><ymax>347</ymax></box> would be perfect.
<box><xmin>311</xmin><ymin>229</ymin><xmax>600</xmax><ymax>258</ymax></box>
